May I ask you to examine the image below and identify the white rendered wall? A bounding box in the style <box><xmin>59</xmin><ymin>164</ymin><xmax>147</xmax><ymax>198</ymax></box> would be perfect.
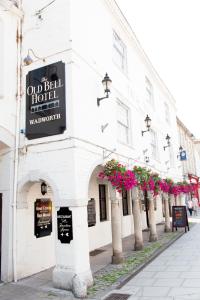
<box><xmin>0</xmin><ymin>11</ymin><xmax>17</xmax><ymax>134</ymax></box>
<box><xmin>0</xmin><ymin>4</ymin><xmax>19</xmax><ymax>282</ymax></box>
<box><xmin>18</xmin><ymin>0</ymin><xmax>181</xmax><ymax>275</ymax></box>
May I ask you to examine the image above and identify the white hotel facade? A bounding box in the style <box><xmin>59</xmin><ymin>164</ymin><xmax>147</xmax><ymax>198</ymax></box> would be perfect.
<box><xmin>0</xmin><ymin>0</ymin><xmax>183</xmax><ymax>296</ymax></box>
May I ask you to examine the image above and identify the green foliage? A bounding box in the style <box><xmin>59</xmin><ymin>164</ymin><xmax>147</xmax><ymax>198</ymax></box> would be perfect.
<box><xmin>104</xmin><ymin>159</ymin><xmax>126</xmax><ymax>176</ymax></box>
<box><xmin>133</xmin><ymin>166</ymin><xmax>151</xmax><ymax>184</ymax></box>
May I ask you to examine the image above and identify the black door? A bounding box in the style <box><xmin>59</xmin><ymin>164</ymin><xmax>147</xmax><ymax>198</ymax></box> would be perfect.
<box><xmin>144</xmin><ymin>191</ymin><xmax>149</xmax><ymax>228</ymax></box>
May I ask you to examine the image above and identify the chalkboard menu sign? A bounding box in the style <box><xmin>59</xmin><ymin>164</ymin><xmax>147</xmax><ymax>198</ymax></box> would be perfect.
<box><xmin>172</xmin><ymin>206</ymin><xmax>189</xmax><ymax>232</ymax></box>
<box><xmin>87</xmin><ymin>198</ymin><xmax>96</xmax><ymax>227</ymax></box>
<box><xmin>57</xmin><ymin>207</ymin><xmax>73</xmax><ymax>243</ymax></box>
<box><xmin>26</xmin><ymin>61</ymin><xmax>66</xmax><ymax>139</ymax></box>
<box><xmin>34</xmin><ymin>199</ymin><xmax>52</xmax><ymax>238</ymax></box>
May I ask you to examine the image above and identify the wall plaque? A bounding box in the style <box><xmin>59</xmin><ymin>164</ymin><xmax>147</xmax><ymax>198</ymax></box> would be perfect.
<box><xmin>87</xmin><ymin>198</ymin><xmax>96</xmax><ymax>227</ymax></box>
<box><xmin>26</xmin><ymin>61</ymin><xmax>66</xmax><ymax>139</ymax></box>
<box><xmin>172</xmin><ymin>206</ymin><xmax>189</xmax><ymax>232</ymax></box>
<box><xmin>34</xmin><ymin>199</ymin><xmax>52</xmax><ymax>238</ymax></box>
<box><xmin>57</xmin><ymin>207</ymin><xmax>73</xmax><ymax>243</ymax></box>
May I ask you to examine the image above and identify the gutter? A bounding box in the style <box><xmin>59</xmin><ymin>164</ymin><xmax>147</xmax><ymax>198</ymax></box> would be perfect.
<box><xmin>12</xmin><ymin>0</ymin><xmax>22</xmax><ymax>283</ymax></box>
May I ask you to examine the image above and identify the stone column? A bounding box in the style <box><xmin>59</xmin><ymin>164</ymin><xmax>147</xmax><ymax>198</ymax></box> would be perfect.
<box><xmin>109</xmin><ymin>184</ymin><xmax>123</xmax><ymax>264</ymax></box>
<box><xmin>180</xmin><ymin>193</ymin><xmax>185</xmax><ymax>206</ymax></box>
<box><xmin>147</xmin><ymin>191</ymin><xmax>158</xmax><ymax>242</ymax></box>
<box><xmin>163</xmin><ymin>192</ymin><xmax>171</xmax><ymax>232</ymax></box>
<box><xmin>176</xmin><ymin>194</ymin><xmax>181</xmax><ymax>205</ymax></box>
<box><xmin>132</xmin><ymin>187</ymin><xmax>143</xmax><ymax>250</ymax></box>
<box><xmin>53</xmin><ymin>204</ymin><xmax>93</xmax><ymax>298</ymax></box>
<box><xmin>170</xmin><ymin>194</ymin><xmax>175</xmax><ymax>207</ymax></box>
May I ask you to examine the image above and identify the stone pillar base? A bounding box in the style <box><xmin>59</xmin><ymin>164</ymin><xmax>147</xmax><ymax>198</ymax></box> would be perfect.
<box><xmin>164</xmin><ymin>226</ymin><xmax>171</xmax><ymax>233</ymax></box>
<box><xmin>112</xmin><ymin>254</ymin><xmax>124</xmax><ymax>264</ymax></box>
<box><xmin>149</xmin><ymin>233</ymin><xmax>158</xmax><ymax>242</ymax></box>
<box><xmin>53</xmin><ymin>266</ymin><xmax>93</xmax><ymax>298</ymax></box>
<box><xmin>134</xmin><ymin>242</ymin><xmax>144</xmax><ymax>251</ymax></box>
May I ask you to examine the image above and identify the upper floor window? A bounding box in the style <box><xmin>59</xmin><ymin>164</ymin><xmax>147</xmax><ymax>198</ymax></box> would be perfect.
<box><xmin>117</xmin><ymin>101</ymin><xmax>130</xmax><ymax>145</ymax></box>
<box><xmin>150</xmin><ymin>130</ymin><xmax>158</xmax><ymax>160</ymax></box>
<box><xmin>113</xmin><ymin>31</ymin><xmax>127</xmax><ymax>72</ymax></box>
<box><xmin>164</xmin><ymin>102</ymin><xmax>170</xmax><ymax>124</ymax></box>
<box><xmin>145</xmin><ymin>77</ymin><xmax>154</xmax><ymax>106</ymax></box>
<box><xmin>169</xmin><ymin>146</ymin><xmax>174</xmax><ymax>167</ymax></box>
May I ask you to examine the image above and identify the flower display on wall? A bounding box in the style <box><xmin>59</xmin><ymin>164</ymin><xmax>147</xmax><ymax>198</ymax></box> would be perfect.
<box><xmin>99</xmin><ymin>159</ymin><xmax>194</xmax><ymax>198</ymax></box>
<box><xmin>98</xmin><ymin>159</ymin><xmax>137</xmax><ymax>193</ymax></box>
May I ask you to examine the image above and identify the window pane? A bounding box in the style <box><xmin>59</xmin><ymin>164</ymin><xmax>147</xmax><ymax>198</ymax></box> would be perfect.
<box><xmin>113</xmin><ymin>31</ymin><xmax>127</xmax><ymax>71</ymax></box>
<box><xmin>117</xmin><ymin>101</ymin><xmax>130</xmax><ymax>144</ymax></box>
<box><xmin>150</xmin><ymin>130</ymin><xmax>157</xmax><ymax>159</ymax></box>
<box><xmin>122</xmin><ymin>189</ymin><xmax>129</xmax><ymax>216</ymax></box>
<box><xmin>164</xmin><ymin>103</ymin><xmax>170</xmax><ymax>124</ymax></box>
<box><xmin>117</xmin><ymin>103</ymin><xmax>128</xmax><ymax>125</ymax></box>
<box><xmin>118</xmin><ymin>122</ymin><xmax>129</xmax><ymax>144</ymax></box>
<box><xmin>145</xmin><ymin>77</ymin><xmax>153</xmax><ymax>105</ymax></box>
<box><xmin>99</xmin><ymin>185</ymin><xmax>107</xmax><ymax>221</ymax></box>
<box><xmin>169</xmin><ymin>146</ymin><xmax>174</xmax><ymax>167</ymax></box>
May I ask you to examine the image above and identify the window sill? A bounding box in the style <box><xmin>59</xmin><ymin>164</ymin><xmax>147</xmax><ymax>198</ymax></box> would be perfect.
<box><xmin>100</xmin><ymin>219</ymin><xmax>109</xmax><ymax>223</ymax></box>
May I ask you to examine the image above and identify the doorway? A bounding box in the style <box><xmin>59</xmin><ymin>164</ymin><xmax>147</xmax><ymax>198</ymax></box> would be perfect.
<box><xmin>144</xmin><ymin>191</ymin><xmax>149</xmax><ymax>228</ymax></box>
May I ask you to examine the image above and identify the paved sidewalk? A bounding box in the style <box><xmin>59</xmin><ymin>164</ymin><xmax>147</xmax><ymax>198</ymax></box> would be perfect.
<box><xmin>0</xmin><ymin>223</ymin><xmax>167</xmax><ymax>300</ymax></box>
<box><xmin>103</xmin><ymin>218</ymin><xmax>200</xmax><ymax>300</ymax></box>
<box><xmin>0</xmin><ymin>216</ymin><xmax>199</xmax><ymax>300</ymax></box>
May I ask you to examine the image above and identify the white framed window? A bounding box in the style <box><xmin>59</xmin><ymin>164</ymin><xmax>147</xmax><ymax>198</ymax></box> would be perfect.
<box><xmin>117</xmin><ymin>101</ymin><xmax>130</xmax><ymax>145</ymax></box>
<box><xmin>145</xmin><ymin>77</ymin><xmax>154</xmax><ymax>106</ymax></box>
<box><xmin>150</xmin><ymin>130</ymin><xmax>158</xmax><ymax>160</ymax></box>
<box><xmin>169</xmin><ymin>146</ymin><xmax>174</xmax><ymax>167</ymax></box>
<box><xmin>164</xmin><ymin>102</ymin><xmax>170</xmax><ymax>124</ymax></box>
<box><xmin>113</xmin><ymin>31</ymin><xmax>127</xmax><ymax>72</ymax></box>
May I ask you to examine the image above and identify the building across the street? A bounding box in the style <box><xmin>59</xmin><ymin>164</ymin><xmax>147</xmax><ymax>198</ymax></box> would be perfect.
<box><xmin>0</xmin><ymin>0</ymin><xmax>198</xmax><ymax>297</ymax></box>
<box><xmin>177</xmin><ymin>117</ymin><xmax>200</xmax><ymax>200</ymax></box>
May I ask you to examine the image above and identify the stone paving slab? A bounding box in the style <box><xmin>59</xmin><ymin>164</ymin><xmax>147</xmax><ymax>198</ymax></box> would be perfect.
<box><xmin>0</xmin><ymin>282</ymin><xmax>76</xmax><ymax>300</ymax></box>
<box><xmin>113</xmin><ymin>222</ymin><xmax>200</xmax><ymax>300</ymax></box>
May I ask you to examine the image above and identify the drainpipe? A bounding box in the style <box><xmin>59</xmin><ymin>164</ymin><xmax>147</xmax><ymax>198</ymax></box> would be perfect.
<box><xmin>12</xmin><ymin>0</ymin><xmax>23</xmax><ymax>282</ymax></box>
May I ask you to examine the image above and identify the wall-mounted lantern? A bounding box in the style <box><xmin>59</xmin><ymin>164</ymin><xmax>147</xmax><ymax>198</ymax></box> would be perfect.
<box><xmin>163</xmin><ymin>134</ymin><xmax>171</xmax><ymax>151</ymax></box>
<box><xmin>97</xmin><ymin>73</ymin><xmax>112</xmax><ymax>106</ymax></box>
<box><xmin>41</xmin><ymin>182</ymin><xmax>47</xmax><ymax>195</ymax></box>
<box><xmin>141</xmin><ymin>115</ymin><xmax>151</xmax><ymax>136</ymax></box>
<box><xmin>23</xmin><ymin>48</ymin><xmax>45</xmax><ymax>66</ymax></box>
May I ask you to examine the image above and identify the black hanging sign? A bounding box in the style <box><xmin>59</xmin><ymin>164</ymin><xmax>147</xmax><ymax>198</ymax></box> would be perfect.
<box><xmin>34</xmin><ymin>199</ymin><xmax>52</xmax><ymax>238</ymax></box>
<box><xmin>26</xmin><ymin>61</ymin><xmax>66</xmax><ymax>139</ymax></box>
<box><xmin>172</xmin><ymin>206</ymin><xmax>189</xmax><ymax>232</ymax></box>
<box><xmin>57</xmin><ymin>207</ymin><xmax>73</xmax><ymax>243</ymax></box>
<box><xmin>180</xmin><ymin>150</ymin><xmax>187</xmax><ymax>161</ymax></box>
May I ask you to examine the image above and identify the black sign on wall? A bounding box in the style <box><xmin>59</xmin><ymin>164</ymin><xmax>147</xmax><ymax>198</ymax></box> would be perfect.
<box><xmin>57</xmin><ymin>207</ymin><xmax>73</xmax><ymax>243</ymax></box>
<box><xmin>34</xmin><ymin>199</ymin><xmax>52</xmax><ymax>238</ymax></box>
<box><xmin>26</xmin><ymin>61</ymin><xmax>66</xmax><ymax>139</ymax></box>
